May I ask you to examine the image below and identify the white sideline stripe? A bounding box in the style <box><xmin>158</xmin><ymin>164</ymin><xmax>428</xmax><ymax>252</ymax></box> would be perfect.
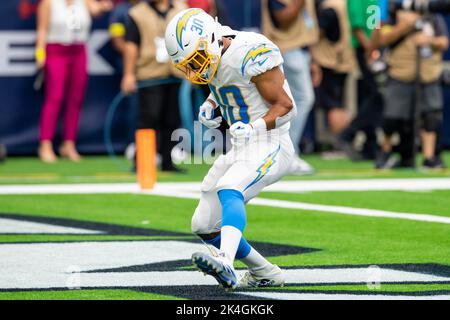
<box><xmin>142</xmin><ymin>190</ymin><xmax>450</xmax><ymax>225</ymax></box>
<box><xmin>249</xmin><ymin>198</ymin><xmax>450</xmax><ymax>224</ymax></box>
<box><xmin>2</xmin><ymin>178</ymin><xmax>450</xmax><ymax>194</ymax></box>
<box><xmin>237</xmin><ymin>292</ymin><xmax>450</xmax><ymax>300</ymax></box>
<box><xmin>267</xmin><ymin>178</ymin><xmax>450</xmax><ymax>192</ymax></box>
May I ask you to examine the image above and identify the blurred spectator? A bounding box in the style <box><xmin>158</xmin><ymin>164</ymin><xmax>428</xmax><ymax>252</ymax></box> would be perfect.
<box><xmin>121</xmin><ymin>0</ymin><xmax>186</xmax><ymax>172</ymax></box>
<box><xmin>312</xmin><ymin>0</ymin><xmax>356</xmax><ymax>137</ymax></box>
<box><xmin>109</xmin><ymin>0</ymin><xmax>141</xmax><ymax>162</ymax></box>
<box><xmin>262</xmin><ymin>0</ymin><xmax>320</xmax><ymax>175</ymax></box>
<box><xmin>36</xmin><ymin>0</ymin><xmax>112</xmax><ymax>163</ymax></box>
<box><xmin>337</xmin><ymin>0</ymin><xmax>383</xmax><ymax>161</ymax></box>
<box><xmin>376</xmin><ymin>11</ymin><xmax>449</xmax><ymax>169</ymax></box>
<box><xmin>109</xmin><ymin>0</ymin><xmax>141</xmax><ymax>56</ymax></box>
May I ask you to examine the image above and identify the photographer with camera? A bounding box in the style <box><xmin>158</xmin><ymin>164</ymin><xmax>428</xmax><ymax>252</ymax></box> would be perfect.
<box><xmin>376</xmin><ymin>9</ymin><xmax>449</xmax><ymax>169</ymax></box>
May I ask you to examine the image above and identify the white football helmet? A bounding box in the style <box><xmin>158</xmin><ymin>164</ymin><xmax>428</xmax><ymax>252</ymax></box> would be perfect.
<box><xmin>165</xmin><ymin>8</ymin><xmax>223</xmax><ymax>84</ymax></box>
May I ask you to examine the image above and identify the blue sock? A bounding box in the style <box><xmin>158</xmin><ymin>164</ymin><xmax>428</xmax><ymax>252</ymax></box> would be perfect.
<box><xmin>205</xmin><ymin>234</ymin><xmax>251</xmax><ymax>259</ymax></box>
<box><xmin>218</xmin><ymin>189</ymin><xmax>246</xmax><ymax>232</ymax></box>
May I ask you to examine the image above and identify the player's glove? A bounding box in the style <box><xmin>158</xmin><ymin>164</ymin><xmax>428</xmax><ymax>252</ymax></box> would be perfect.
<box><xmin>229</xmin><ymin>119</ymin><xmax>266</xmax><ymax>146</ymax></box>
<box><xmin>230</xmin><ymin>119</ymin><xmax>266</xmax><ymax>137</ymax></box>
<box><xmin>199</xmin><ymin>100</ymin><xmax>222</xmax><ymax>129</ymax></box>
<box><xmin>229</xmin><ymin>121</ymin><xmax>254</xmax><ymax>142</ymax></box>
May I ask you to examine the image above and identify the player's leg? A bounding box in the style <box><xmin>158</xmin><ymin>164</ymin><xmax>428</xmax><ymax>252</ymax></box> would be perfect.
<box><xmin>190</xmin><ymin>154</ymin><xmax>238</xmax><ymax>288</ymax></box>
<box><xmin>213</xmin><ymin>140</ymin><xmax>282</xmax><ymax>265</ymax></box>
<box><xmin>235</xmin><ymin>134</ymin><xmax>294</xmax><ymax>287</ymax></box>
<box><xmin>190</xmin><ymin>154</ymin><xmax>251</xmax><ymax>288</ymax></box>
<box><xmin>191</xmin><ymin>190</ymin><xmax>280</xmax><ymax>288</ymax></box>
<box><xmin>192</xmin><ymin>197</ymin><xmax>266</xmax><ymax>264</ymax></box>
<box><xmin>192</xmin><ymin>196</ymin><xmax>273</xmax><ymax>272</ymax></box>
<box><xmin>191</xmin><ymin>189</ymin><xmax>240</xmax><ymax>288</ymax></box>
<box><xmin>205</xmin><ymin>134</ymin><xmax>293</xmax><ymax>287</ymax></box>
<box><xmin>191</xmin><ymin>144</ymin><xmax>290</xmax><ymax>288</ymax></box>
<box><xmin>192</xmin><ymin>156</ymin><xmax>273</xmax><ymax>272</ymax></box>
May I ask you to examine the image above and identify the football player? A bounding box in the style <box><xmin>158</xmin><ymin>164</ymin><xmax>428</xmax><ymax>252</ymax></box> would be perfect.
<box><xmin>165</xmin><ymin>8</ymin><xmax>297</xmax><ymax>289</ymax></box>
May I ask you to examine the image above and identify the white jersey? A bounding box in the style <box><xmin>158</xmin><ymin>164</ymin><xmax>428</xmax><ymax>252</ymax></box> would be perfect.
<box><xmin>208</xmin><ymin>29</ymin><xmax>295</xmax><ymax>132</ymax></box>
<box><xmin>191</xmin><ymin>30</ymin><xmax>297</xmax><ymax>235</ymax></box>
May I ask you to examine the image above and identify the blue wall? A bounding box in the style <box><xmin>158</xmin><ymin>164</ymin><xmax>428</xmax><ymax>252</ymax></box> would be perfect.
<box><xmin>0</xmin><ymin>0</ymin><xmax>449</xmax><ymax>155</ymax></box>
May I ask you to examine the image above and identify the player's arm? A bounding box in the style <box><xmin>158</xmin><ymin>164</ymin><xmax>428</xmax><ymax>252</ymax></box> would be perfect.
<box><xmin>251</xmin><ymin>67</ymin><xmax>294</xmax><ymax>131</ymax></box>
<box><xmin>205</xmin><ymin>94</ymin><xmax>218</xmax><ymax>109</ymax></box>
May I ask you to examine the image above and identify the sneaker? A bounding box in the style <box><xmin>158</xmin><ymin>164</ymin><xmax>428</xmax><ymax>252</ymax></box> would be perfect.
<box><xmin>238</xmin><ymin>264</ymin><xmax>285</xmax><ymax>289</ymax></box>
<box><xmin>375</xmin><ymin>152</ymin><xmax>398</xmax><ymax>169</ymax></box>
<box><xmin>423</xmin><ymin>156</ymin><xmax>446</xmax><ymax>169</ymax></box>
<box><xmin>192</xmin><ymin>251</ymin><xmax>238</xmax><ymax>289</ymax></box>
<box><xmin>289</xmin><ymin>157</ymin><xmax>315</xmax><ymax>176</ymax></box>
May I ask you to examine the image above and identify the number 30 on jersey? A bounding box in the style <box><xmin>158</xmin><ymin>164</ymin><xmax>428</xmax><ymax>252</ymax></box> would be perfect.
<box><xmin>209</xmin><ymin>85</ymin><xmax>250</xmax><ymax>126</ymax></box>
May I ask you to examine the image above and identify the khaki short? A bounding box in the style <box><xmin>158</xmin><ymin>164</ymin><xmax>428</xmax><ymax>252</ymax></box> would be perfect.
<box><xmin>383</xmin><ymin>77</ymin><xmax>443</xmax><ymax>120</ymax></box>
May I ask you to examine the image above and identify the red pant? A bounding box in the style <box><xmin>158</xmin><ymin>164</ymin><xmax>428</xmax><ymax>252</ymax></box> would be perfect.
<box><xmin>39</xmin><ymin>43</ymin><xmax>88</xmax><ymax>142</ymax></box>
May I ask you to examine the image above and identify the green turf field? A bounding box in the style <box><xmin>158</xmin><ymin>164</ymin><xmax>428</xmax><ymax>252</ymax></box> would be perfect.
<box><xmin>0</xmin><ymin>154</ymin><xmax>449</xmax><ymax>300</ymax></box>
<box><xmin>0</xmin><ymin>153</ymin><xmax>449</xmax><ymax>184</ymax></box>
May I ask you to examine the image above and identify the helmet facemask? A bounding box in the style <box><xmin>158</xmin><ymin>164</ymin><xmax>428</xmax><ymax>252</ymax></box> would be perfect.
<box><xmin>174</xmin><ymin>39</ymin><xmax>220</xmax><ymax>85</ymax></box>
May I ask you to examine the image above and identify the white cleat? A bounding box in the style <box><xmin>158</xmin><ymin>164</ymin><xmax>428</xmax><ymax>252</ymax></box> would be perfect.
<box><xmin>192</xmin><ymin>251</ymin><xmax>238</xmax><ymax>289</ymax></box>
<box><xmin>238</xmin><ymin>264</ymin><xmax>285</xmax><ymax>288</ymax></box>
<box><xmin>289</xmin><ymin>157</ymin><xmax>315</xmax><ymax>176</ymax></box>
